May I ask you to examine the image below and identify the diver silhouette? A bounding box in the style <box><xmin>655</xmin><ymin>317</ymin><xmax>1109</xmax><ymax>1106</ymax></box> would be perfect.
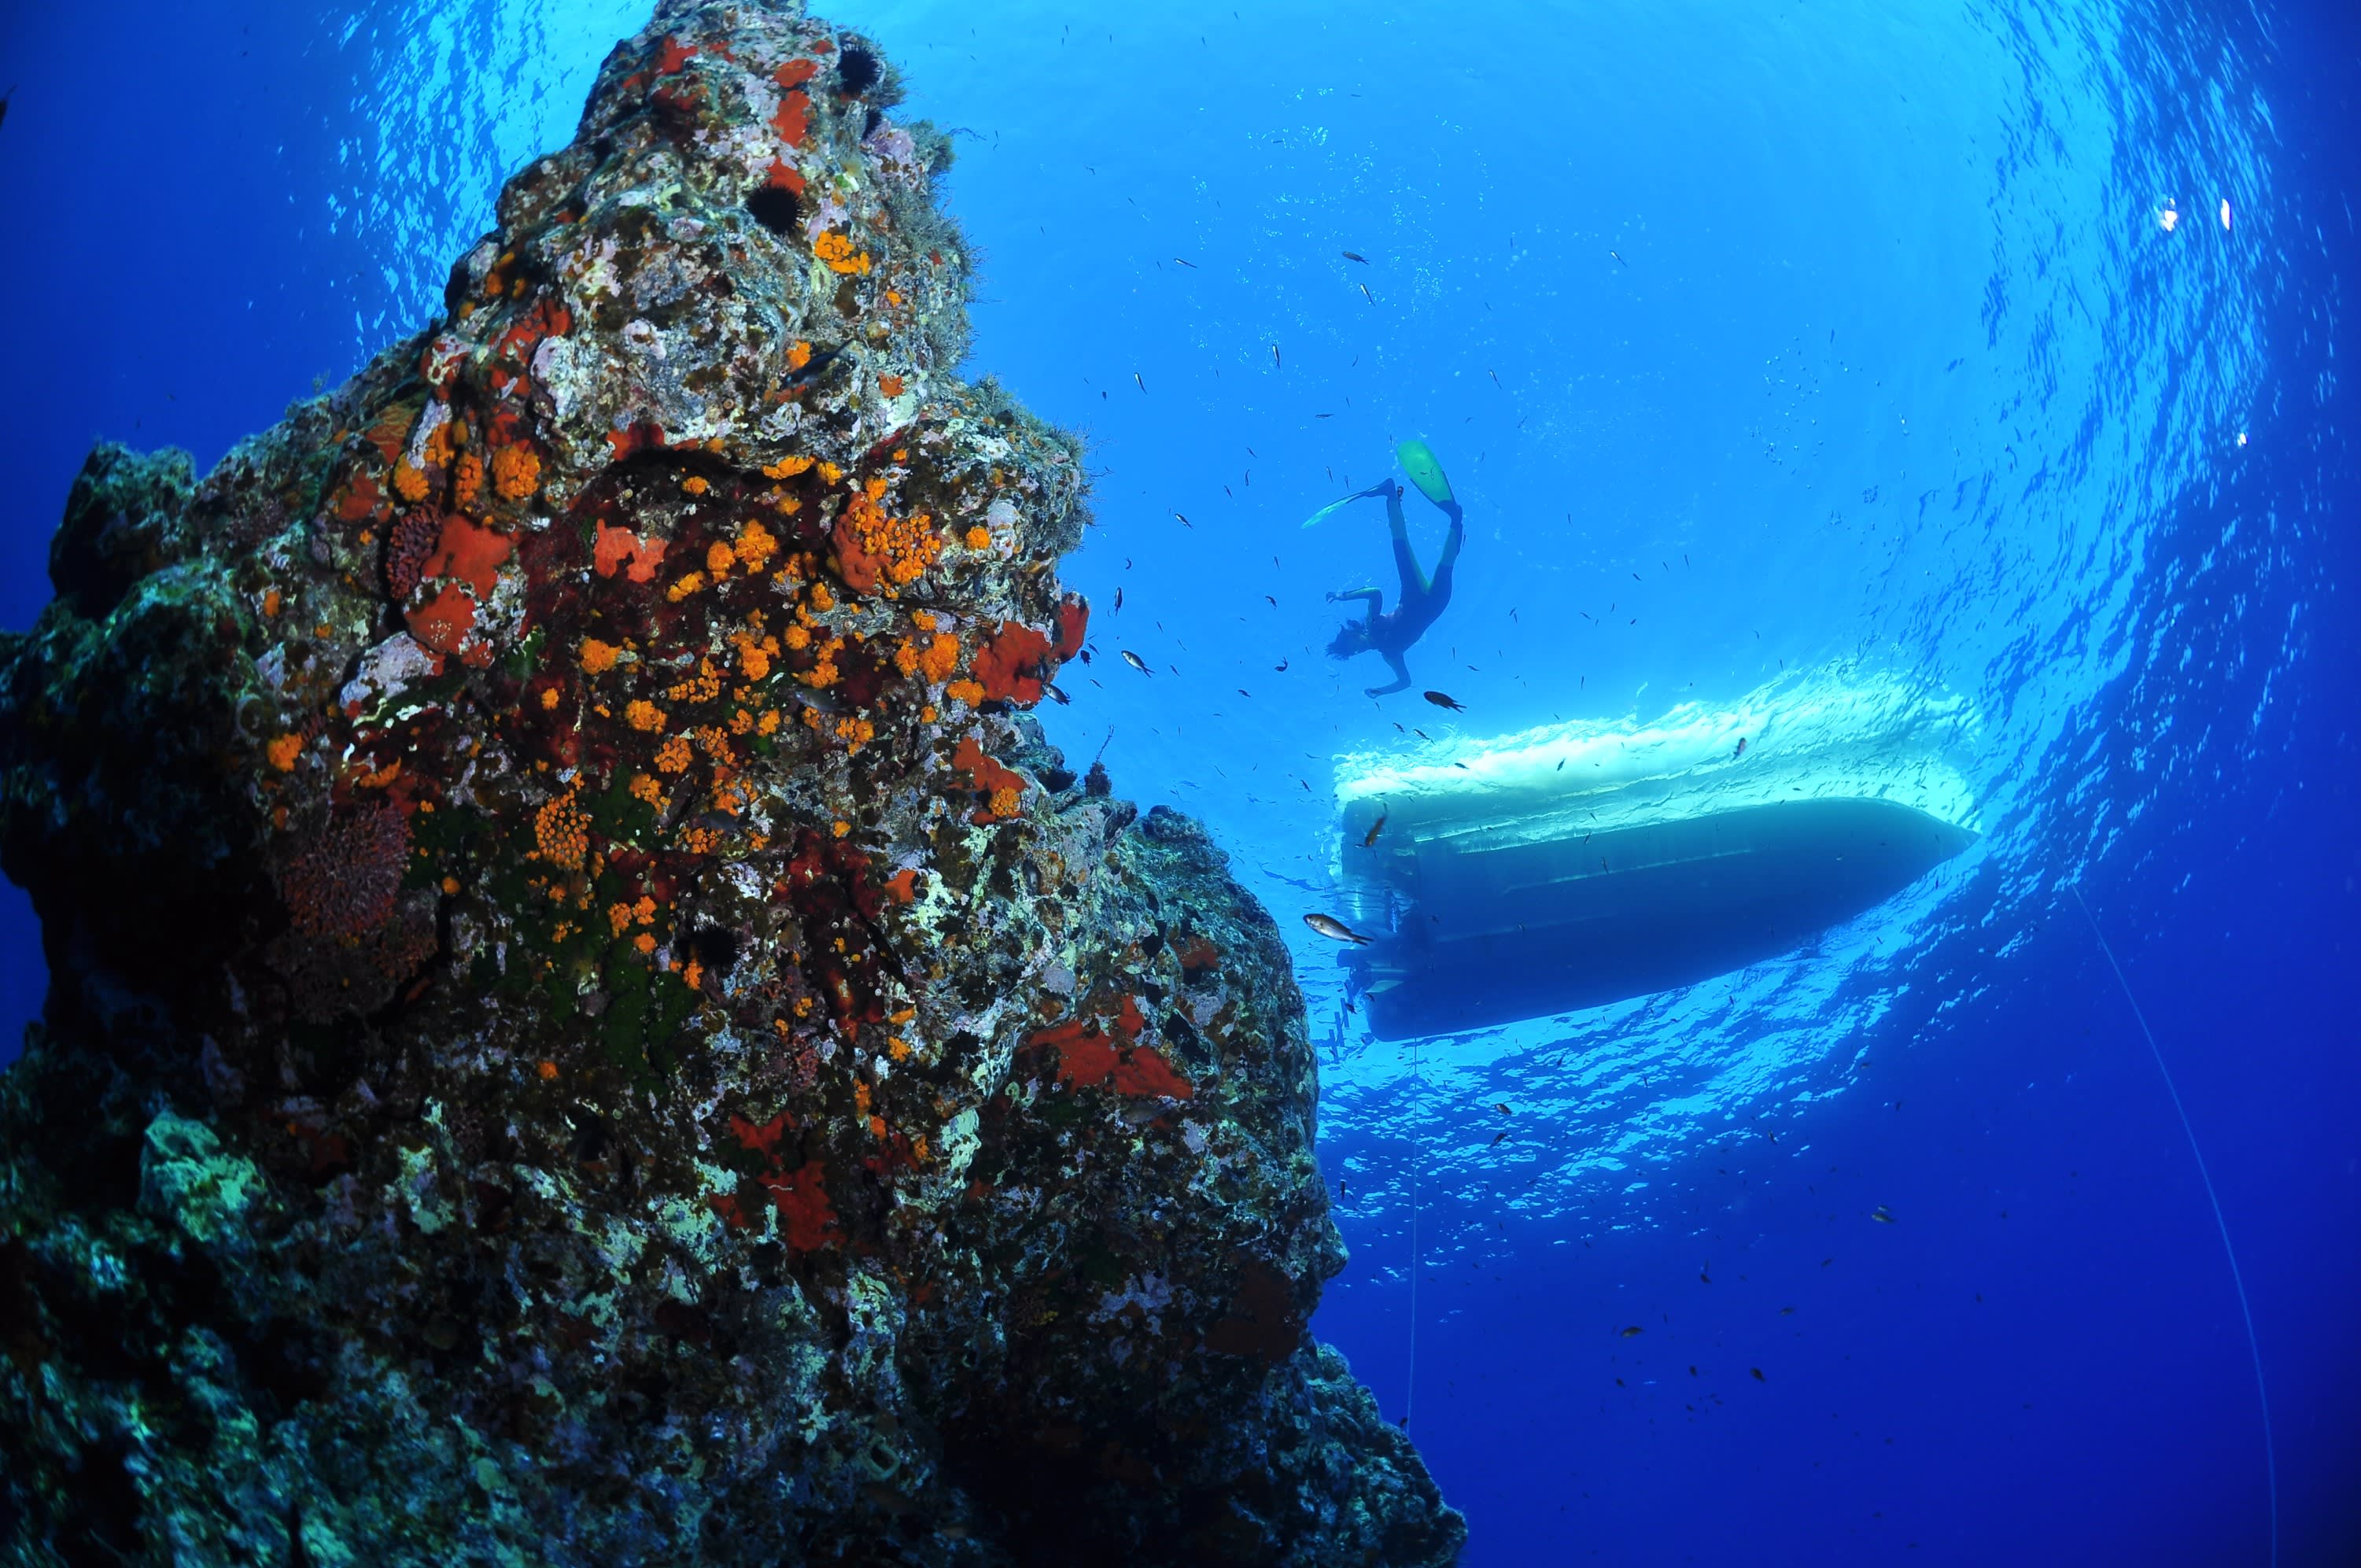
<box><xmin>1320</xmin><ymin>441</ymin><xmax>1463</xmax><ymax>697</ymax></box>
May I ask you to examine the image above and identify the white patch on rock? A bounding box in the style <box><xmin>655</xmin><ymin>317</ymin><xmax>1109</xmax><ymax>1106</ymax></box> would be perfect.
<box><xmin>622</xmin><ymin>318</ymin><xmax>666</xmax><ymax>360</ymax></box>
<box><xmin>939</xmin><ymin>1106</ymin><xmax>982</xmax><ymax>1181</ymax></box>
<box><xmin>341</xmin><ymin>633</ymin><xmax>443</xmax><ymax>715</ymax></box>
<box><xmin>1092</xmin><ymin>1271</ymin><xmax>1173</xmax><ymax>1334</ymax></box>
<box><xmin>531</xmin><ymin>335</ymin><xmax>578</xmax><ymax>417</ymax></box>
<box><xmin>404</xmin><ymin>400</ymin><xmax>449</xmax><ymax>469</ymax></box>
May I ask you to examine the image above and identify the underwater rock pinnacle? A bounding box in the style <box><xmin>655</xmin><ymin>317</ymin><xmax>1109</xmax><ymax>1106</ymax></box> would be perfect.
<box><xmin>0</xmin><ymin>2</ymin><xmax>1463</xmax><ymax>1562</ymax></box>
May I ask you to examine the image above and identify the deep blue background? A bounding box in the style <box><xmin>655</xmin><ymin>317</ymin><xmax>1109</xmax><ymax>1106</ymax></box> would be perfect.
<box><xmin>2</xmin><ymin>0</ymin><xmax>2354</xmax><ymax>1562</ymax></box>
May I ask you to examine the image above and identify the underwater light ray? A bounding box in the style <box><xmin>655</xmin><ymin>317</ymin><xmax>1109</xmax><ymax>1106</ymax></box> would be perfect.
<box><xmin>2071</xmin><ymin>880</ymin><xmax>2276</xmax><ymax>1568</ymax></box>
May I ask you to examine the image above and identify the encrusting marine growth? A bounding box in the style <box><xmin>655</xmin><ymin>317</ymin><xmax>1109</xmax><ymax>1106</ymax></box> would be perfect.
<box><xmin>0</xmin><ymin>2</ymin><xmax>1463</xmax><ymax>1563</ymax></box>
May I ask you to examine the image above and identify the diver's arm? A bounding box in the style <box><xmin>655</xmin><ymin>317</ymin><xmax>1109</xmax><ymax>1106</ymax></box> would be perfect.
<box><xmin>1326</xmin><ymin>587</ymin><xmax>1383</xmax><ymax>623</ymax></box>
<box><xmin>1365</xmin><ymin>651</ymin><xmax>1412</xmax><ymax>697</ymax></box>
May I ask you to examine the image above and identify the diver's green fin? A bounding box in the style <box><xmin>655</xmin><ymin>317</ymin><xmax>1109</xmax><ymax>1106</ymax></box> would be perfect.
<box><xmin>1300</xmin><ymin>493</ymin><xmax>1364</xmax><ymax>529</ymax></box>
<box><xmin>1396</xmin><ymin>439</ymin><xmax>1455</xmax><ymax>506</ymax></box>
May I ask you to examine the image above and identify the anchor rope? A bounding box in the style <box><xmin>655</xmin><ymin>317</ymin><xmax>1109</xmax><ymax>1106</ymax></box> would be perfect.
<box><xmin>2071</xmin><ymin>881</ymin><xmax>2276</xmax><ymax>1568</ymax></box>
<box><xmin>1406</xmin><ymin>1034</ymin><xmax>1421</xmax><ymax>1430</ymax></box>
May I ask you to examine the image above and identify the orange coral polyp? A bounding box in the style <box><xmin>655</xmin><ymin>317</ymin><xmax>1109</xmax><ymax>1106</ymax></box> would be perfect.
<box><xmin>489</xmin><ymin>444</ymin><xmax>540</xmax><ymax>501</ymax></box>
<box><xmin>580</xmin><ymin>637</ymin><xmax>622</xmax><ymax>674</ymax></box>
<box><xmin>625</xmin><ymin>699</ymin><xmax>666</xmax><ymax>732</ymax></box>
<box><xmin>813</xmin><ymin>231</ymin><xmax>870</xmax><ymax>275</ymax></box>
<box><xmin>735</xmin><ymin>518</ymin><xmax>780</xmax><ymax>572</ymax></box>
<box><xmin>534</xmin><ymin>792</ymin><xmax>592</xmax><ymax>871</ymax></box>
<box><xmin>917</xmin><ymin>633</ymin><xmax>960</xmax><ymax>684</ymax></box>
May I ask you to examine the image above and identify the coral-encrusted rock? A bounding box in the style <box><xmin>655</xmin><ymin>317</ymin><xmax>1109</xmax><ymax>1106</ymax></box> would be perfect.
<box><xmin>0</xmin><ymin>2</ymin><xmax>1464</xmax><ymax>1564</ymax></box>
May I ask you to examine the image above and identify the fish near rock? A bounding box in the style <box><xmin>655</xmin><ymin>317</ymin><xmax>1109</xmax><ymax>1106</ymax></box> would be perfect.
<box><xmin>1304</xmin><ymin>913</ymin><xmax>1373</xmax><ymax>945</ymax></box>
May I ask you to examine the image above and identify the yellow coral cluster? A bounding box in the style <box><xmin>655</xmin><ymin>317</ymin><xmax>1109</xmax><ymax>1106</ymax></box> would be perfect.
<box><xmin>735</xmin><ymin>518</ymin><xmax>780</xmax><ymax>574</ymax></box>
<box><xmin>795</xmin><ymin>633</ymin><xmax>844</xmax><ymax>689</ymax></box>
<box><xmin>695</xmin><ymin>724</ymin><xmax>737</xmax><ymax>769</ymax></box>
<box><xmin>266</xmin><ymin>733</ymin><xmax>303</xmax><ymax>773</ymax></box>
<box><xmin>945</xmin><ymin>678</ymin><xmax>983</xmax><ymax>709</ymax></box>
<box><xmin>392</xmin><ymin>459</ymin><xmax>430</xmax><ymax>504</ymax></box>
<box><xmin>834</xmin><ymin>715</ymin><xmax>876</xmax><ymax>754</ymax></box>
<box><xmin>813</xmin><ymin>231</ymin><xmax>872</xmax><ymax>275</ymax></box>
<box><xmin>607</xmin><ymin>895</ymin><xmax>658</xmax><ymax>937</ymax></box>
<box><xmin>730</xmin><ymin>627</ymin><xmax>780</xmax><ymax>680</ymax></box>
<box><xmin>534</xmin><ymin>792</ymin><xmax>590</xmax><ymax>871</ymax></box>
<box><xmin>654</xmin><ymin>734</ymin><xmax>695</xmax><ymax>774</ymax></box>
<box><xmin>491</xmin><ymin>444</ymin><xmax>540</xmax><ymax>501</ymax></box>
<box><xmin>845</xmin><ymin>479</ymin><xmax>940</xmax><ymax>587</ymax></box>
<box><xmin>453</xmin><ymin>453</ymin><xmax>484</xmax><ymax>508</ymax></box>
<box><xmin>763</xmin><ymin>453</ymin><xmax>815</xmax><ymax>479</ymax></box>
<box><xmin>580</xmin><ymin>637</ymin><xmax>622</xmax><ymax>674</ymax></box>
<box><xmin>665</xmin><ymin>659</ymin><xmax>724</xmax><ymax>705</ymax></box>
<box><xmin>666</xmin><ymin>571</ymin><xmax>707</xmax><ymax>603</ymax></box>
<box><xmin>625</xmin><ymin>699</ymin><xmax>666</xmax><ymax>732</ymax></box>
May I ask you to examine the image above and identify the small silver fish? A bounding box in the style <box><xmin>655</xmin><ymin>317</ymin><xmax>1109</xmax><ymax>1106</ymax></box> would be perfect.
<box><xmin>1302</xmin><ymin>913</ymin><xmax>1370</xmax><ymax>945</ymax></box>
<box><xmin>1120</xmin><ymin>650</ymin><xmax>1152</xmax><ymax>675</ymax></box>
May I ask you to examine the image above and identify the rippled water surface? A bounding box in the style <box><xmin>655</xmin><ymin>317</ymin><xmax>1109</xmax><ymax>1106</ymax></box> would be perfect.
<box><xmin>2</xmin><ymin>0</ymin><xmax>2355</xmax><ymax>1559</ymax></box>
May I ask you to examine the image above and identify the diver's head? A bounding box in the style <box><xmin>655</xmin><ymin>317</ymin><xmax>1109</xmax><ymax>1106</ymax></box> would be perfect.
<box><xmin>1326</xmin><ymin>622</ymin><xmax>1371</xmax><ymax>660</ymax></box>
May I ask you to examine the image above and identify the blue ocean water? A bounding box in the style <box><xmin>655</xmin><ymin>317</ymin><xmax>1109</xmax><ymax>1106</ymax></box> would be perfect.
<box><xmin>2</xmin><ymin>0</ymin><xmax>2355</xmax><ymax>1561</ymax></box>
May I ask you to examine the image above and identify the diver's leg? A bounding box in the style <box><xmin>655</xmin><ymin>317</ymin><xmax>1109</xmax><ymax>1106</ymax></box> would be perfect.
<box><xmin>1432</xmin><ymin>500</ymin><xmax>1465</xmax><ymax>570</ymax></box>
<box><xmin>1386</xmin><ymin>488</ymin><xmax>1431</xmax><ymax>597</ymax></box>
<box><xmin>1365</xmin><ymin>651</ymin><xmax>1412</xmax><ymax>697</ymax></box>
<box><xmin>1423</xmin><ymin>502</ymin><xmax>1466</xmax><ymax>607</ymax></box>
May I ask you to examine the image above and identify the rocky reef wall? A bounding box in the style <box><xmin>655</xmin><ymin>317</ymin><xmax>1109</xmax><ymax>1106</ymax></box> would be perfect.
<box><xmin>0</xmin><ymin>2</ymin><xmax>1463</xmax><ymax>1562</ymax></box>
